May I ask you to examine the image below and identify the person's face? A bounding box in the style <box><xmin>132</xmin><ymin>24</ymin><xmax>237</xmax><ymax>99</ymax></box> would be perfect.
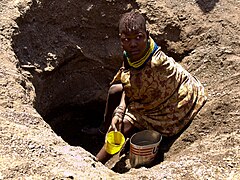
<box><xmin>120</xmin><ymin>29</ymin><xmax>148</xmax><ymax>62</ymax></box>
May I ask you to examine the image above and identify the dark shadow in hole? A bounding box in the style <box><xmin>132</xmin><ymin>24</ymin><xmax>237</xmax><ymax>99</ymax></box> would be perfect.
<box><xmin>44</xmin><ymin>101</ymin><xmax>106</xmax><ymax>155</ymax></box>
<box><xmin>112</xmin><ymin>154</ymin><xmax>130</xmax><ymax>173</ymax></box>
<box><xmin>196</xmin><ymin>0</ymin><xmax>219</xmax><ymax>13</ymax></box>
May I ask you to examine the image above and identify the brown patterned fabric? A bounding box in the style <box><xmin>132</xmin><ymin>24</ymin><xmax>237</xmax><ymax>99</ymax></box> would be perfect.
<box><xmin>112</xmin><ymin>48</ymin><xmax>207</xmax><ymax>137</ymax></box>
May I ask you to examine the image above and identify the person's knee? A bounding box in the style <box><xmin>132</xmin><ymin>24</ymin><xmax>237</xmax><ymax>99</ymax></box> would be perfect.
<box><xmin>122</xmin><ymin>118</ymin><xmax>136</xmax><ymax>136</ymax></box>
<box><xmin>108</xmin><ymin>84</ymin><xmax>123</xmax><ymax>96</ymax></box>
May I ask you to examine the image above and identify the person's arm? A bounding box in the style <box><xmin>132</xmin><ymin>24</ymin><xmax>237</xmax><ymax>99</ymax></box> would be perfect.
<box><xmin>111</xmin><ymin>90</ymin><xmax>128</xmax><ymax>132</ymax></box>
<box><xmin>110</xmin><ymin>57</ymin><xmax>130</xmax><ymax>131</ymax></box>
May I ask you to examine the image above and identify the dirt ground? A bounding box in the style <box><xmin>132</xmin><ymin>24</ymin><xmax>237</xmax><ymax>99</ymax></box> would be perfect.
<box><xmin>0</xmin><ymin>0</ymin><xmax>239</xmax><ymax>179</ymax></box>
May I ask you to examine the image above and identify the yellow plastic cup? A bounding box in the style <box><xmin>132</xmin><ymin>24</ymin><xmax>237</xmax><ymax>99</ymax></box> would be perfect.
<box><xmin>105</xmin><ymin>131</ymin><xmax>125</xmax><ymax>155</ymax></box>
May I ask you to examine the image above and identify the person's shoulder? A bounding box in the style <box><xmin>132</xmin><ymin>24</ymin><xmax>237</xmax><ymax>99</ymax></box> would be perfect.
<box><xmin>151</xmin><ymin>48</ymin><xmax>167</xmax><ymax>66</ymax></box>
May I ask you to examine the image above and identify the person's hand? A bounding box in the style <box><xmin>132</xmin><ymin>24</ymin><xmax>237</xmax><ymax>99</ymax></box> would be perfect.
<box><xmin>111</xmin><ymin>115</ymin><xmax>123</xmax><ymax>132</ymax></box>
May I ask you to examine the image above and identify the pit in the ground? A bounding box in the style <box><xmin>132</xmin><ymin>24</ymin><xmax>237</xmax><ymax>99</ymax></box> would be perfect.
<box><xmin>44</xmin><ymin>101</ymin><xmax>106</xmax><ymax>155</ymax></box>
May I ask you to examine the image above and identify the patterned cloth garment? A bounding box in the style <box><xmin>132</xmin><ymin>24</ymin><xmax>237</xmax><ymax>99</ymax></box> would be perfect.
<box><xmin>112</xmin><ymin>45</ymin><xmax>207</xmax><ymax>137</ymax></box>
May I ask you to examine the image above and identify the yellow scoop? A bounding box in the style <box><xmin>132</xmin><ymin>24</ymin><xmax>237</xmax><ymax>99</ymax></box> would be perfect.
<box><xmin>105</xmin><ymin>131</ymin><xmax>125</xmax><ymax>155</ymax></box>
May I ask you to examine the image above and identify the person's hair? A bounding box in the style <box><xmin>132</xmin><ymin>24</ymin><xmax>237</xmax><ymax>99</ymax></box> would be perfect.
<box><xmin>119</xmin><ymin>10</ymin><xmax>146</xmax><ymax>34</ymax></box>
